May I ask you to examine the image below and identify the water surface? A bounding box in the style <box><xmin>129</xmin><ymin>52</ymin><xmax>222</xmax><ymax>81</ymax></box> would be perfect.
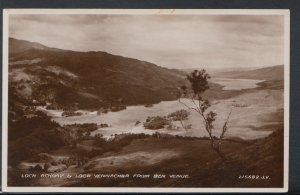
<box><xmin>38</xmin><ymin>78</ymin><xmax>280</xmax><ymax>140</ymax></box>
<box><xmin>211</xmin><ymin>78</ymin><xmax>264</xmax><ymax>90</ymax></box>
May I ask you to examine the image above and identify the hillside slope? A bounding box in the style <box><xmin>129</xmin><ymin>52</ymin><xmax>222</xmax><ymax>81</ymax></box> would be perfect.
<box><xmin>9</xmin><ymin>38</ymin><xmax>186</xmax><ymax>109</ymax></box>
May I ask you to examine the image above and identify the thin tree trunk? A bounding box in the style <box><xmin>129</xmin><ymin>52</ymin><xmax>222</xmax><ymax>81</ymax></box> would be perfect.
<box><xmin>210</xmin><ymin>138</ymin><xmax>227</xmax><ymax>161</ymax></box>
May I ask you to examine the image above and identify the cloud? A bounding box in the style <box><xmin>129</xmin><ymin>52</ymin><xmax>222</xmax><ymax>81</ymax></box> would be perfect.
<box><xmin>9</xmin><ymin>14</ymin><xmax>284</xmax><ymax>69</ymax></box>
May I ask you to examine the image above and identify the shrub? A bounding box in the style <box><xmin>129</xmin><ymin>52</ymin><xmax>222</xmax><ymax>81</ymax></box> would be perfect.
<box><xmin>62</xmin><ymin>110</ymin><xmax>83</xmax><ymax>117</ymax></box>
<box><xmin>143</xmin><ymin>116</ymin><xmax>170</xmax><ymax>130</ymax></box>
<box><xmin>167</xmin><ymin>109</ymin><xmax>190</xmax><ymax>121</ymax></box>
<box><xmin>30</xmin><ymin>164</ymin><xmax>43</xmax><ymax>172</ymax></box>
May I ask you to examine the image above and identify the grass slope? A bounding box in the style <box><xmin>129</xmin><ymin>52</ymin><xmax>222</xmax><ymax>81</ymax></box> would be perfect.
<box><xmin>62</xmin><ymin>129</ymin><xmax>283</xmax><ymax>188</ymax></box>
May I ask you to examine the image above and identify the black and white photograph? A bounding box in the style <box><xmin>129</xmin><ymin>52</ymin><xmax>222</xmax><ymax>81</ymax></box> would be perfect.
<box><xmin>2</xmin><ymin>9</ymin><xmax>290</xmax><ymax>193</ymax></box>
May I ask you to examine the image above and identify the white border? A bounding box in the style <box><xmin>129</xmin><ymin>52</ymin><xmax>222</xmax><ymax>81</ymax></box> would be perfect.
<box><xmin>2</xmin><ymin>9</ymin><xmax>290</xmax><ymax>193</ymax></box>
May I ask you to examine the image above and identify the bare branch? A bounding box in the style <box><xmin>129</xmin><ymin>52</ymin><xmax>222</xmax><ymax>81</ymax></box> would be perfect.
<box><xmin>220</xmin><ymin>108</ymin><xmax>233</xmax><ymax>141</ymax></box>
<box><xmin>178</xmin><ymin>97</ymin><xmax>199</xmax><ymax>113</ymax></box>
<box><xmin>178</xmin><ymin>96</ymin><xmax>211</xmax><ymax>136</ymax></box>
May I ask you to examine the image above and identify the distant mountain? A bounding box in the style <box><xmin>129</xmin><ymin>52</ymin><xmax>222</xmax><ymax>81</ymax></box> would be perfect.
<box><xmin>212</xmin><ymin>65</ymin><xmax>284</xmax><ymax>81</ymax></box>
<box><xmin>8</xmin><ymin>38</ymin><xmax>186</xmax><ymax>109</ymax></box>
<box><xmin>182</xmin><ymin>67</ymin><xmax>257</xmax><ymax>75</ymax></box>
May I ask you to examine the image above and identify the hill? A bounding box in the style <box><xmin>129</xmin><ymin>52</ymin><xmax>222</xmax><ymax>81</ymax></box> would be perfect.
<box><xmin>8</xmin><ymin>38</ymin><xmax>186</xmax><ymax>109</ymax></box>
<box><xmin>9</xmin><ymin>38</ymin><xmax>66</xmax><ymax>55</ymax></box>
<box><xmin>212</xmin><ymin>65</ymin><xmax>284</xmax><ymax>81</ymax></box>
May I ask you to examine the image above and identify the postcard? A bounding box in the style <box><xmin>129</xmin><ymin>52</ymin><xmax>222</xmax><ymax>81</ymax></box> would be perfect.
<box><xmin>2</xmin><ymin>9</ymin><xmax>290</xmax><ymax>193</ymax></box>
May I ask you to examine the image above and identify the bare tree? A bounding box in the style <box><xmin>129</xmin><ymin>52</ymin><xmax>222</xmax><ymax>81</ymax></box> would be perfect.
<box><xmin>177</xmin><ymin>69</ymin><xmax>232</xmax><ymax>160</ymax></box>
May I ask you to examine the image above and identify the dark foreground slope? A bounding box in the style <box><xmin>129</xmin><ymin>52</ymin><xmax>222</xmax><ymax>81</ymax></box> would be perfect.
<box><xmin>173</xmin><ymin>128</ymin><xmax>284</xmax><ymax>187</ymax></box>
<box><xmin>8</xmin><ymin>128</ymin><xmax>283</xmax><ymax>188</ymax></box>
<box><xmin>9</xmin><ymin>38</ymin><xmax>185</xmax><ymax>109</ymax></box>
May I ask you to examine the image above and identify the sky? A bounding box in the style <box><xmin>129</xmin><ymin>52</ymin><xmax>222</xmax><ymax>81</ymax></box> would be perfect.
<box><xmin>9</xmin><ymin>14</ymin><xmax>284</xmax><ymax>69</ymax></box>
